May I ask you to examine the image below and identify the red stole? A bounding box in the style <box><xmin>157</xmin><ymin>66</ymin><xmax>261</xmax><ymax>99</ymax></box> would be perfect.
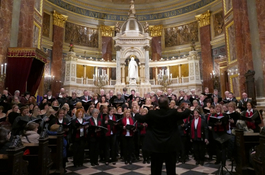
<box><xmin>191</xmin><ymin>117</ymin><xmax>202</xmax><ymax>139</ymax></box>
<box><xmin>122</xmin><ymin>117</ymin><xmax>134</xmax><ymax>136</ymax></box>
<box><xmin>246</xmin><ymin>111</ymin><xmax>255</xmax><ymax>129</ymax></box>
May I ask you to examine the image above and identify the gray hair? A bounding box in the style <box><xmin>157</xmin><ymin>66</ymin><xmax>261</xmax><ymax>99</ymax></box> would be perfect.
<box><xmin>91</xmin><ymin>108</ymin><xmax>100</xmax><ymax>115</ymax></box>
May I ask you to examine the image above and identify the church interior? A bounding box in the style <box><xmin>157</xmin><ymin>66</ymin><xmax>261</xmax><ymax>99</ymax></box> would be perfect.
<box><xmin>1</xmin><ymin>0</ymin><xmax>265</xmax><ymax>174</ymax></box>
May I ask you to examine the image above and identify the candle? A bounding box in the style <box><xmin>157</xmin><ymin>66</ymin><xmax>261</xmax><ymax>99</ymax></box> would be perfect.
<box><xmin>1</xmin><ymin>64</ymin><xmax>3</xmax><ymax>75</ymax></box>
<box><xmin>4</xmin><ymin>63</ymin><xmax>7</xmax><ymax>74</ymax></box>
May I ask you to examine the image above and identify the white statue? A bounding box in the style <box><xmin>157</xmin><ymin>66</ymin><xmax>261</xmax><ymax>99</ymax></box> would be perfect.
<box><xmin>128</xmin><ymin>57</ymin><xmax>138</xmax><ymax>80</ymax></box>
<box><xmin>115</xmin><ymin>22</ymin><xmax>120</xmax><ymax>33</ymax></box>
<box><xmin>128</xmin><ymin>0</ymin><xmax>136</xmax><ymax>16</ymax></box>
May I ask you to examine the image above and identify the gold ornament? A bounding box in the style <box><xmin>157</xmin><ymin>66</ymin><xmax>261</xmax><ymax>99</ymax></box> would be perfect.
<box><xmin>53</xmin><ymin>10</ymin><xmax>68</xmax><ymax>28</ymax></box>
<box><xmin>100</xmin><ymin>25</ymin><xmax>114</xmax><ymax>37</ymax></box>
<box><xmin>195</xmin><ymin>10</ymin><xmax>211</xmax><ymax>28</ymax></box>
<box><xmin>149</xmin><ymin>25</ymin><xmax>163</xmax><ymax>37</ymax></box>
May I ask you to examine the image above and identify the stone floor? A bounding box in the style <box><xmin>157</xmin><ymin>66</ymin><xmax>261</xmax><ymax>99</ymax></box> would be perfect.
<box><xmin>65</xmin><ymin>156</ymin><xmax>236</xmax><ymax>175</ymax></box>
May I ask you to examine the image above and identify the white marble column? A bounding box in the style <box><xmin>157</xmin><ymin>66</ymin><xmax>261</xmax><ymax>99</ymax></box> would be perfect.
<box><xmin>95</xmin><ymin>67</ymin><xmax>98</xmax><ymax>77</ymax></box>
<box><xmin>83</xmin><ymin>65</ymin><xmax>86</xmax><ymax>84</ymax></box>
<box><xmin>155</xmin><ymin>67</ymin><xmax>158</xmax><ymax>85</ymax></box>
<box><xmin>115</xmin><ymin>46</ymin><xmax>122</xmax><ymax>84</ymax></box>
<box><xmin>107</xmin><ymin>67</ymin><xmax>110</xmax><ymax>85</ymax></box>
<box><xmin>144</xmin><ymin>46</ymin><xmax>150</xmax><ymax>84</ymax></box>
<box><xmin>83</xmin><ymin>65</ymin><xmax>86</xmax><ymax>78</ymax></box>
<box><xmin>140</xmin><ymin>64</ymin><xmax>145</xmax><ymax>83</ymax></box>
<box><xmin>121</xmin><ymin>64</ymin><xmax>125</xmax><ymax>84</ymax></box>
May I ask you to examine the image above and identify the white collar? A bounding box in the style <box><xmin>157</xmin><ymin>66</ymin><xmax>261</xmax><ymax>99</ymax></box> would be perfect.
<box><xmin>247</xmin><ymin>109</ymin><xmax>253</xmax><ymax>113</ymax></box>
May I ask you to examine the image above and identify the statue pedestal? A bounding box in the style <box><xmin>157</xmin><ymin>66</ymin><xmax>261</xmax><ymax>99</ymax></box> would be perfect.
<box><xmin>128</xmin><ymin>84</ymin><xmax>138</xmax><ymax>92</ymax></box>
<box><xmin>129</xmin><ymin>78</ymin><xmax>137</xmax><ymax>85</ymax></box>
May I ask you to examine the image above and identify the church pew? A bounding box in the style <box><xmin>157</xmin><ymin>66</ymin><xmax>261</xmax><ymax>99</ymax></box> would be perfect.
<box><xmin>48</xmin><ymin>132</ymin><xmax>64</xmax><ymax>174</ymax></box>
<box><xmin>0</xmin><ymin>146</ymin><xmax>28</xmax><ymax>175</ymax></box>
<box><xmin>23</xmin><ymin>137</ymin><xmax>53</xmax><ymax>175</ymax></box>
<box><xmin>252</xmin><ymin>130</ymin><xmax>265</xmax><ymax>175</ymax></box>
<box><xmin>235</xmin><ymin>130</ymin><xmax>260</xmax><ymax>175</ymax></box>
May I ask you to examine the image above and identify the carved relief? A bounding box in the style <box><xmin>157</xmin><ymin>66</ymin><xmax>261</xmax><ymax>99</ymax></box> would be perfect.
<box><xmin>165</xmin><ymin>21</ymin><xmax>198</xmax><ymax>47</ymax></box>
<box><xmin>66</xmin><ymin>64</ymin><xmax>70</xmax><ymax>76</ymax></box>
<box><xmin>65</xmin><ymin>22</ymin><xmax>98</xmax><ymax>48</ymax></box>
<box><xmin>33</xmin><ymin>23</ymin><xmax>41</xmax><ymax>49</ymax></box>
<box><xmin>42</xmin><ymin>13</ymin><xmax>50</xmax><ymax>37</ymax></box>
<box><xmin>213</xmin><ymin>11</ymin><xmax>224</xmax><ymax>37</ymax></box>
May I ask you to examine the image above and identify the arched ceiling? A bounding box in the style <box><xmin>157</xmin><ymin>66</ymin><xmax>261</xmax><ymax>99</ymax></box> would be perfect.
<box><xmin>45</xmin><ymin>0</ymin><xmax>221</xmax><ymax>25</ymax></box>
<box><xmin>63</xmin><ymin>0</ymin><xmax>196</xmax><ymax>13</ymax></box>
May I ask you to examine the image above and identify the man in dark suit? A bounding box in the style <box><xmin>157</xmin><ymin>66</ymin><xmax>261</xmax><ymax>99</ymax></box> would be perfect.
<box><xmin>237</xmin><ymin>92</ymin><xmax>251</xmax><ymax>111</ymax></box>
<box><xmin>80</xmin><ymin>90</ymin><xmax>92</xmax><ymax>101</ymax></box>
<box><xmin>136</xmin><ymin>96</ymin><xmax>190</xmax><ymax>175</ymax></box>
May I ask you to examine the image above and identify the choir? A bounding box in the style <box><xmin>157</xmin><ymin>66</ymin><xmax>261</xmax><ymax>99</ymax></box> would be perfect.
<box><xmin>0</xmin><ymin>87</ymin><xmax>264</xmax><ymax>173</ymax></box>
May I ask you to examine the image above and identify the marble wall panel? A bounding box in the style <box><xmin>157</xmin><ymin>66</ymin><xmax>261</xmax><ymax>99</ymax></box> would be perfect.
<box><xmin>213</xmin><ymin>11</ymin><xmax>224</xmax><ymax>37</ymax></box>
<box><xmin>212</xmin><ymin>45</ymin><xmax>226</xmax><ymax>59</ymax></box>
<box><xmin>232</xmin><ymin>0</ymin><xmax>253</xmax><ymax>93</ymax></box>
<box><xmin>102</xmin><ymin>36</ymin><xmax>112</xmax><ymax>61</ymax></box>
<box><xmin>0</xmin><ymin>0</ymin><xmax>13</xmax><ymax>90</ymax></box>
<box><xmin>51</xmin><ymin>25</ymin><xmax>64</xmax><ymax>94</ymax></box>
<box><xmin>226</xmin><ymin>22</ymin><xmax>237</xmax><ymax>63</ymax></box>
<box><xmin>42</xmin><ymin>12</ymin><xmax>50</xmax><ymax>37</ymax></box>
<box><xmin>223</xmin><ymin>0</ymin><xmax>233</xmax><ymax>15</ymax></box>
<box><xmin>17</xmin><ymin>0</ymin><xmax>35</xmax><ymax>47</ymax></box>
<box><xmin>256</xmin><ymin>0</ymin><xmax>265</xmax><ymax>93</ymax></box>
<box><xmin>200</xmin><ymin>25</ymin><xmax>213</xmax><ymax>91</ymax></box>
<box><xmin>151</xmin><ymin>36</ymin><xmax>161</xmax><ymax>60</ymax></box>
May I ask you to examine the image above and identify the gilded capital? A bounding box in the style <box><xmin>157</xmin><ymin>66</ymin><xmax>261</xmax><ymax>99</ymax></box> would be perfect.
<box><xmin>53</xmin><ymin>10</ymin><xmax>68</xmax><ymax>28</ymax></box>
<box><xmin>100</xmin><ymin>25</ymin><xmax>114</xmax><ymax>37</ymax></box>
<box><xmin>195</xmin><ymin>10</ymin><xmax>211</xmax><ymax>28</ymax></box>
<box><xmin>149</xmin><ymin>25</ymin><xmax>163</xmax><ymax>37</ymax></box>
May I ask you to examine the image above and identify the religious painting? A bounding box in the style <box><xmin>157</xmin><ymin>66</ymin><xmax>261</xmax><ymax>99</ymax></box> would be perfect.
<box><xmin>164</xmin><ymin>21</ymin><xmax>198</xmax><ymax>47</ymax></box>
<box><xmin>226</xmin><ymin>21</ymin><xmax>237</xmax><ymax>63</ymax></box>
<box><xmin>213</xmin><ymin>11</ymin><xmax>224</xmax><ymax>37</ymax></box>
<box><xmin>33</xmin><ymin>22</ymin><xmax>41</xmax><ymax>49</ymax></box>
<box><xmin>42</xmin><ymin>13</ymin><xmax>50</xmax><ymax>38</ymax></box>
<box><xmin>34</xmin><ymin>0</ymin><xmax>43</xmax><ymax>15</ymax></box>
<box><xmin>223</xmin><ymin>0</ymin><xmax>233</xmax><ymax>15</ymax></box>
<box><xmin>230</xmin><ymin>74</ymin><xmax>240</xmax><ymax>98</ymax></box>
<box><xmin>65</xmin><ymin>22</ymin><xmax>98</xmax><ymax>48</ymax></box>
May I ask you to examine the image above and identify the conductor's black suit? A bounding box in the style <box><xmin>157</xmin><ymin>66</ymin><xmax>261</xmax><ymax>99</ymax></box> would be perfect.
<box><xmin>136</xmin><ymin>108</ymin><xmax>190</xmax><ymax>175</ymax></box>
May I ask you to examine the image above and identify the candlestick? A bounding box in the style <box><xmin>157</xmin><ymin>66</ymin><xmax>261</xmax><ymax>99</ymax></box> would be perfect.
<box><xmin>1</xmin><ymin>64</ymin><xmax>3</xmax><ymax>75</ymax></box>
<box><xmin>4</xmin><ymin>63</ymin><xmax>7</xmax><ymax>74</ymax></box>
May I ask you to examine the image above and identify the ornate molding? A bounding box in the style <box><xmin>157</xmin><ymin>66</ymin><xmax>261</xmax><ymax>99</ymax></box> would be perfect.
<box><xmin>195</xmin><ymin>10</ymin><xmax>211</xmax><ymax>28</ymax></box>
<box><xmin>47</xmin><ymin>0</ymin><xmax>216</xmax><ymax>22</ymax></box>
<box><xmin>7</xmin><ymin>48</ymin><xmax>48</xmax><ymax>63</ymax></box>
<box><xmin>64</xmin><ymin>52</ymin><xmax>78</xmax><ymax>61</ymax></box>
<box><xmin>143</xmin><ymin>46</ymin><xmax>150</xmax><ymax>50</ymax></box>
<box><xmin>115</xmin><ymin>46</ymin><xmax>122</xmax><ymax>51</ymax></box>
<box><xmin>53</xmin><ymin>10</ymin><xmax>68</xmax><ymax>28</ymax></box>
<box><xmin>100</xmin><ymin>25</ymin><xmax>114</xmax><ymax>37</ymax></box>
<box><xmin>149</xmin><ymin>25</ymin><xmax>163</xmax><ymax>37</ymax></box>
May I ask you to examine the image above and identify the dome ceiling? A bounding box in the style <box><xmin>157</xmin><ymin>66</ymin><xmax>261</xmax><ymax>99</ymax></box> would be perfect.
<box><xmin>63</xmin><ymin>0</ymin><xmax>195</xmax><ymax>13</ymax></box>
<box><xmin>46</xmin><ymin>0</ymin><xmax>219</xmax><ymax>22</ymax></box>
<box><xmin>90</xmin><ymin>0</ymin><xmax>169</xmax><ymax>4</ymax></box>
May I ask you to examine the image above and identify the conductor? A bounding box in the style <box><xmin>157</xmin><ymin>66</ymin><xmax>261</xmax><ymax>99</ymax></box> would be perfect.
<box><xmin>136</xmin><ymin>96</ymin><xmax>191</xmax><ymax>175</ymax></box>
